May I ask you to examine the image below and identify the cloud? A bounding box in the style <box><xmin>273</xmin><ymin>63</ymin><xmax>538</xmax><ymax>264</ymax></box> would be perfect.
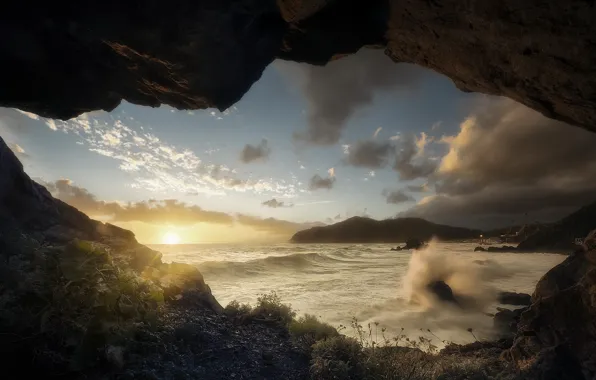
<box><xmin>43</xmin><ymin>179</ymin><xmax>313</xmax><ymax>236</ymax></box>
<box><xmin>240</xmin><ymin>139</ymin><xmax>271</xmax><ymax>163</ymax></box>
<box><xmin>289</xmin><ymin>49</ymin><xmax>427</xmax><ymax>145</ymax></box>
<box><xmin>343</xmin><ymin>140</ymin><xmax>393</xmax><ymax>169</ymax></box>
<box><xmin>402</xmin><ymin>98</ymin><xmax>596</xmax><ymax>228</ymax></box>
<box><xmin>383</xmin><ymin>189</ymin><xmax>415</xmax><ymax>204</ymax></box>
<box><xmin>15</xmin><ymin>109</ymin><xmax>40</xmax><ymax>120</ymax></box>
<box><xmin>392</xmin><ymin>134</ymin><xmax>438</xmax><ymax>180</ymax></box>
<box><xmin>8</xmin><ymin>143</ymin><xmax>29</xmax><ymax>159</ymax></box>
<box><xmin>309</xmin><ymin>174</ymin><xmax>336</xmax><ymax>191</ymax></box>
<box><xmin>372</xmin><ymin>127</ymin><xmax>383</xmax><ymax>138</ymax></box>
<box><xmin>235</xmin><ymin>214</ymin><xmax>322</xmax><ymax>236</ymax></box>
<box><xmin>328</xmin><ymin>167</ymin><xmax>335</xmax><ymax>177</ymax></box>
<box><xmin>34</xmin><ymin>113</ymin><xmax>298</xmax><ymax>197</ymax></box>
<box><xmin>262</xmin><ymin>198</ymin><xmax>293</xmax><ymax>208</ymax></box>
<box><xmin>341</xmin><ymin>134</ymin><xmax>435</xmax><ymax>179</ymax></box>
<box><xmin>406</xmin><ymin>183</ymin><xmax>430</xmax><ymax>193</ymax></box>
<box><xmin>44</xmin><ymin>179</ymin><xmax>234</xmax><ymax>225</ymax></box>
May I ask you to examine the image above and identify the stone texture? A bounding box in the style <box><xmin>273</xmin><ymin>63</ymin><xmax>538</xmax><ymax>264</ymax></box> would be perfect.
<box><xmin>498</xmin><ymin>292</ymin><xmax>532</xmax><ymax>306</ymax></box>
<box><xmin>0</xmin><ymin>1</ymin><xmax>595</xmax><ymax>135</ymax></box>
<box><xmin>517</xmin><ymin>201</ymin><xmax>596</xmax><ymax>253</ymax></box>
<box><xmin>0</xmin><ymin>135</ymin><xmax>221</xmax><ymax>314</ymax></box>
<box><xmin>507</xmin><ymin>249</ymin><xmax>596</xmax><ymax>378</ymax></box>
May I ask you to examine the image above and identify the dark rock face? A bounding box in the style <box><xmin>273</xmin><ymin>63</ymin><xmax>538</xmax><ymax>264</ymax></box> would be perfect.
<box><xmin>507</xmin><ymin>249</ymin><xmax>596</xmax><ymax>378</ymax></box>
<box><xmin>1</xmin><ymin>1</ymin><xmax>596</xmax><ymax>135</ymax></box>
<box><xmin>404</xmin><ymin>238</ymin><xmax>425</xmax><ymax>250</ymax></box>
<box><xmin>0</xmin><ymin>135</ymin><xmax>220</xmax><ymax>311</ymax></box>
<box><xmin>517</xmin><ymin>201</ymin><xmax>596</xmax><ymax>252</ymax></box>
<box><xmin>498</xmin><ymin>292</ymin><xmax>531</xmax><ymax>306</ymax></box>
<box><xmin>494</xmin><ymin>307</ymin><xmax>526</xmax><ymax>337</ymax></box>
<box><xmin>427</xmin><ymin>280</ymin><xmax>459</xmax><ymax>305</ymax></box>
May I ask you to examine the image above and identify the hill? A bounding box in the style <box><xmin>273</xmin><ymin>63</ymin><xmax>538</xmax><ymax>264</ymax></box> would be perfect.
<box><xmin>517</xmin><ymin>200</ymin><xmax>596</xmax><ymax>252</ymax></box>
<box><xmin>290</xmin><ymin>216</ymin><xmax>481</xmax><ymax>243</ymax></box>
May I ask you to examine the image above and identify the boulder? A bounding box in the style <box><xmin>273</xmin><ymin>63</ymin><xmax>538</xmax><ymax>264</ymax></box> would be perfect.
<box><xmin>427</xmin><ymin>280</ymin><xmax>459</xmax><ymax>305</ymax></box>
<box><xmin>506</xmin><ymin>248</ymin><xmax>596</xmax><ymax>378</ymax></box>
<box><xmin>404</xmin><ymin>238</ymin><xmax>426</xmax><ymax>250</ymax></box>
<box><xmin>494</xmin><ymin>307</ymin><xmax>526</xmax><ymax>337</ymax></box>
<box><xmin>498</xmin><ymin>292</ymin><xmax>532</xmax><ymax>306</ymax></box>
<box><xmin>474</xmin><ymin>246</ymin><xmax>486</xmax><ymax>252</ymax></box>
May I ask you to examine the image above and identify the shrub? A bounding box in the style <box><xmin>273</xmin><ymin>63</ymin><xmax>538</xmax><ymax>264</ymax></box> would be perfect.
<box><xmin>224</xmin><ymin>300</ymin><xmax>253</xmax><ymax>319</ymax></box>
<box><xmin>310</xmin><ymin>336</ymin><xmax>363</xmax><ymax>380</ymax></box>
<box><xmin>251</xmin><ymin>291</ymin><xmax>296</xmax><ymax>326</ymax></box>
<box><xmin>0</xmin><ymin>236</ymin><xmax>165</xmax><ymax>373</ymax></box>
<box><xmin>290</xmin><ymin>314</ymin><xmax>339</xmax><ymax>346</ymax></box>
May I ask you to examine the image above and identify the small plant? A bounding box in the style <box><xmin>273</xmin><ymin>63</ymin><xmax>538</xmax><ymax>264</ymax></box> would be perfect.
<box><xmin>310</xmin><ymin>336</ymin><xmax>363</xmax><ymax>380</ymax></box>
<box><xmin>251</xmin><ymin>291</ymin><xmax>296</xmax><ymax>326</ymax></box>
<box><xmin>289</xmin><ymin>314</ymin><xmax>339</xmax><ymax>348</ymax></box>
<box><xmin>224</xmin><ymin>300</ymin><xmax>253</xmax><ymax>320</ymax></box>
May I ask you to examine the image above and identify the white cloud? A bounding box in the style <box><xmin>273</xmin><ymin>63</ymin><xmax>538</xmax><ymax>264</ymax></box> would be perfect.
<box><xmin>45</xmin><ymin>119</ymin><xmax>57</xmax><ymax>131</ymax></box>
<box><xmin>369</xmin><ymin>170</ymin><xmax>376</xmax><ymax>177</ymax></box>
<box><xmin>43</xmin><ymin>113</ymin><xmax>299</xmax><ymax>198</ymax></box>
<box><xmin>389</xmin><ymin>134</ymin><xmax>401</xmax><ymax>141</ymax></box>
<box><xmin>372</xmin><ymin>127</ymin><xmax>383</xmax><ymax>138</ymax></box>
<box><xmin>341</xmin><ymin>144</ymin><xmax>351</xmax><ymax>154</ymax></box>
<box><xmin>328</xmin><ymin>167</ymin><xmax>335</xmax><ymax>177</ymax></box>
<box><xmin>15</xmin><ymin>109</ymin><xmax>40</xmax><ymax>120</ymax></box>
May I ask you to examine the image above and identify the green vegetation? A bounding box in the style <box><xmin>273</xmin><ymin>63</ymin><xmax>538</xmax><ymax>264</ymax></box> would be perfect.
<box><xmin>225</xmin><ymin>296</ymin><xmax>521</xmax><ymax>380</ymax></box>
<box><xmin>0</xmin><ymin>237</ymin><xmax>165</xmax><ymax>371</ymax></box>
<box><xmin>290</xmin><ymin>314</ymin><xmax>340</xmax><ymax>346</ymax></box>
<box><xmin>224</xmin><ymin>291</ymin><xmax>296</xmax><ymax>326</ymax></box>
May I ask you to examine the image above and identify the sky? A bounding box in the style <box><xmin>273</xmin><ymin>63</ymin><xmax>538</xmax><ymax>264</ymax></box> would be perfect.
<box><xmin>2</xmin><ymin>49</ymin><xmax>596</xmax><ymax>244</ymax></box>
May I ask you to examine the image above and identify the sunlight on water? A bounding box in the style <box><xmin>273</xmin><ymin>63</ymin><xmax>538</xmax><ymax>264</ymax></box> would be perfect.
<box><xmin>152</xmin><ymin>242</ymin><xmax>565</xmax><ymax>345</ymax></box>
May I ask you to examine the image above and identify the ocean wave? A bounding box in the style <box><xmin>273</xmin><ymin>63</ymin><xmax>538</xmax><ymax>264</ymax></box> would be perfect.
<box><xmin>198</xmin><ymin>252</ymin><xmax>348</xmax><ymax>277</ymax></box>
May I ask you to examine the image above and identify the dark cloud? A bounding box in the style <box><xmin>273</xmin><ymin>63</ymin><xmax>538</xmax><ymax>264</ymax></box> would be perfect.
<box><xmin>262</xmin><ymin>198</ymin><xmax>293</xmax><ymax>208</ymax></box>
<box><xmin>344</xmin><ymin>140</ymin><xmax>393</xmax><ymax>169</ymax></box>
<box><xmin>392</xmin><ymin>134</ymin><xmax>437</xmax><ymax>180</ymax></box>
<box><xmin>406</xmin><ymin>183</ymin><xmax>430</xmax><ymax>193</ymax></box>
<box><xmin>292</xmin><ymin>49</ymin><xmax>427</xmax><ymax>145</ymax></box>
<box><xmin>308</xmin><ymin>174</ymin><xmax>336</xmax><ymax>191</ymax></box>
<box><xmin>402</xmin><ymin>98</ymin><xmax>596</xmax><ymax>228</ymax></box>
<box><xmin>43</xmin><ymin>179</ymin><xmax>315</xmax><ymax>235</ymax></box>
<box><xmin>341</xmin><ymin>134</ymin><xmax>437</xmax><ymax>180</ymax></box>
<box><xmin>240</xmin><ymin>139</ymin><xmax>270</xmax><ymax>163</ymax></box>
<box><xmin>383</xmin><ymin>189</ymin><xmax>415</xmax><ymax>204</ymax></box>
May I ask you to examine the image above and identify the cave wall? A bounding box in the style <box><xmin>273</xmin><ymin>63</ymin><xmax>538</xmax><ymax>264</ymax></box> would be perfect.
<box><xmin>1</xmin><ymin>0</ymin><xmax>595</xmax><ymax>133</ymax></box>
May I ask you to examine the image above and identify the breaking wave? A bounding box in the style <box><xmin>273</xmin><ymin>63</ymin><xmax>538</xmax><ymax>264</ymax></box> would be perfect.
<box><xmin>198</xmin><ymin>251</ymin><xmax>354</xmax><ymax>277</ymax></box>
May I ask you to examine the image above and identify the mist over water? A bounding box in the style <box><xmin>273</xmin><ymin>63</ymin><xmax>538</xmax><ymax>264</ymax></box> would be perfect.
<box><xmin>154</xmin><ymin>242</ymin><xmax>565</xmax><ymax>344</ymax></box>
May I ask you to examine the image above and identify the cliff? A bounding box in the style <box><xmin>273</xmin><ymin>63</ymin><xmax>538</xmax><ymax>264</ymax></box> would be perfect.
<box><xmin>517</xmin><ymin>201</ymin><xmax>596</xmax><ymax>252</ymax></box>
<box><xmin>1</xmin><ymin>1</ymin><xmax>595</xmax><ymax>136</ymax></box>
<box><xmin>290</xmin><ymin>216</ymin><xmax>480</xmax><ymax>243</ymax></box>
<box><xmin>0</xmin><ymin>136</ymin><xmax>310</xmax><ymax>379</ymax></box>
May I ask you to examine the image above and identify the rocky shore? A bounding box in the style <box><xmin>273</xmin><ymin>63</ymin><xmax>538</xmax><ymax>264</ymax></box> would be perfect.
<box><xmin>1</xmin><ymin>137</ymin><xmax>595</xmax><ymax>379</ymax></box>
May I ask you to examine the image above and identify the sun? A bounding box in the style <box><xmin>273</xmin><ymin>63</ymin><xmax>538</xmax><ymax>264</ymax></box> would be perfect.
<box><xmin>162</xmin><ymin>232</ymin><xmax>181</xmax><ymax>245</ymax></box>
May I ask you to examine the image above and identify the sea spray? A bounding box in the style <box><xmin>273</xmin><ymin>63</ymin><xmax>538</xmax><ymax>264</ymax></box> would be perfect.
<box><xmin>403</xmin><ymin>239</ymin><xmax>514</xmax><ymax>311</ymax></box>
<box><xmin>354</xmin><ymin>240</ymin><xmax>521</xmax><ymax>343</ymax></box>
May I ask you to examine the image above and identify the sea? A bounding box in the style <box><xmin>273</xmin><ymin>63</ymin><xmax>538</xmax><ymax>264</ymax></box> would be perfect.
<box><xmin>151</xmin><ymin>241</ymin><xmax>565</xmax><ymax>345</ymax></box>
